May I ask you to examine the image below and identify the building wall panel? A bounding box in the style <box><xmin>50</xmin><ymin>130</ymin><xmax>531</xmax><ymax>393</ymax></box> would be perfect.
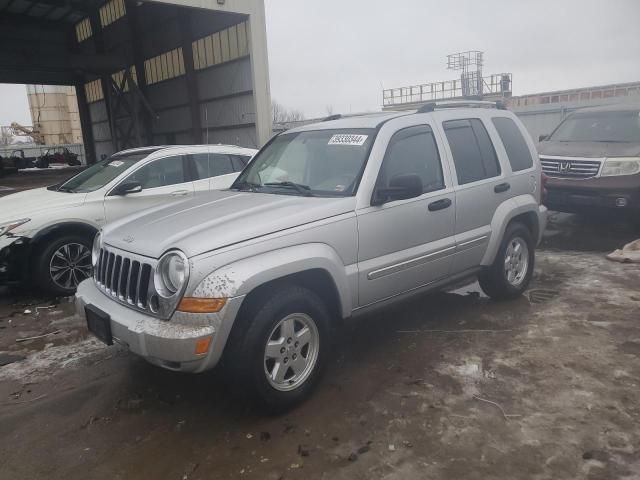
<box><xmin>204</xmin><ymin>125</ymin><xmax>257</xmax><ymax>147</ymax></box>
<box><xmin>196</xmin><ymin>57</ymin><xmax>253</xmax><ymax>100</ymax></box>
<box><xmin>200</xmin><ymin>94</ymin><xmax>254</xmax><ymax>129</ymax></box>
<box><xmin>152</xmin><ymin>106</ymin><xmax>192</xmax><ymax>134</ymax></box>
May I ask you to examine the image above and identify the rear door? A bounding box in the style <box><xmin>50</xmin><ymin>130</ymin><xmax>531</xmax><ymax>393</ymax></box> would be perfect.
<box><xmin>439</xmin><ymin>116</ymin><xmax>509</xmax><ymax>273</ymax></box>
<box><xmin>357</xmin><ymin>121</ymin><xmax>456</xmax><ymax>307</ymax></box>
<box><xmin>103</xmin><ymin>155</ymin><xmax>194</xmax><ymax>222</ymax></box>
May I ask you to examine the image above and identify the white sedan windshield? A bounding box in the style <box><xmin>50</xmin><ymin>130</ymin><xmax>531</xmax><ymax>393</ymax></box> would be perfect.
<box><xmin>58</xmin><ymin>153</ymin><xmax>148</xmax><ymax>193</ymax></box>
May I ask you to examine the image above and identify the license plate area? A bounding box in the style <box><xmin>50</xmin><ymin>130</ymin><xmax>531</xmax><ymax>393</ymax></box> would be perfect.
<box><xmin>85</xmin><ymin>304</ymin><xmax>113</xmax><ymax>346</ymax></box>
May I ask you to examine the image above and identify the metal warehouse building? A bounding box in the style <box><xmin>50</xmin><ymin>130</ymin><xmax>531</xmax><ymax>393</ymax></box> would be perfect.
<box><xmin>0</xmin><ymin>0</ymin><xmax>271</xmax><ymax>163</ymax></box>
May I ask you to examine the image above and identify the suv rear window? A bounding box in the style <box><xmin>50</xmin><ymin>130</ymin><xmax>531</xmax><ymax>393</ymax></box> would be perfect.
<box><xmin>444</xmin><ymin>119</ymin><xmax>501</xmax><ymax>185</ymax></box>
<box><xmin>492</xmin><ymin>117</ymin><xmax>534</xmax><ymax>172</ymax></box>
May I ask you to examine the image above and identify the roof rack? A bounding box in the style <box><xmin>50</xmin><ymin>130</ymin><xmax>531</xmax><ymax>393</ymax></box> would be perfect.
<box><xmin>322</xmin><ymin>114</ymin><xmax>343</xmax><ymax>122</ymax></box>
<box><xmin>416</xmin><ymin>100</ymin><xmax>507</xmax><ymax>113</ymax></box>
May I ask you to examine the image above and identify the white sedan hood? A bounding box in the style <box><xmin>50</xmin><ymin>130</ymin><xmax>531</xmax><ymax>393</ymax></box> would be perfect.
<box><xmin>0</xmin><ymin>188</ymin><xmax>87</xmax><ymax>223</ymax></box>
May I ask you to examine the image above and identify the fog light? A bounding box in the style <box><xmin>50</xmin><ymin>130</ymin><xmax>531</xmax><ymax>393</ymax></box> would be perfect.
<box><xmin>615</xmin><ymin>197</ymin><xmax>628</xmax><ymax>208</ymax></box>
<box><xmin>194</xmin><ymin>336</ymin><xmax>212</xmax><ymax>355</ymax></box>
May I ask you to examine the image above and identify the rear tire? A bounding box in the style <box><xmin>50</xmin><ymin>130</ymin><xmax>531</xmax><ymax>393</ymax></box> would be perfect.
<box><xmin>35</xmin><ymin>234</ymin><xmax>93</xmax><ymax>296</ymax></box>
<box><xmin>479</xmin><ymin>222</ymin><xmax>534</xmax><ymax>300</ymax></box>
<box><xmin>227</xmin><ymin>285</ymin><xmax>331</xmax><ymax>411</ymax></box>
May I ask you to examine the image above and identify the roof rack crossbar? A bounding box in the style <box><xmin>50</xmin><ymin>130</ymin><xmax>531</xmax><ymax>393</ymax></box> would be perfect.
<box><xmin>322</xmin><ymin>114</ymin><xmax>343</xmax><ymax>122</ymax></box>
<box><xmin>416</xmin><ymin>100</ymin><xmax>507</xmax><ymax>114</ymax></box>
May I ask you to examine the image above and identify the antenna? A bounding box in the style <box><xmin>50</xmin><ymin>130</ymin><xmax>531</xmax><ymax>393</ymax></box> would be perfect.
<box><xmin>447</xmin><ymin>51</ymin><xmax>484</xmax><ymax>98</ymax></box>
<box><xmin>205</xmin><ymin>107</ymin><xmax>209</xmax><ymax>145</ymax></box>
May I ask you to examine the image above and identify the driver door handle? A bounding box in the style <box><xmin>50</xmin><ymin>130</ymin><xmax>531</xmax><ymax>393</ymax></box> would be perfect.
<box><xmin>494</xmin><ymin>182</ymin><xmax>511</xmax><ymax>193</ymax></box>
<box><xmin>171</xmin><ymin>190</ymin><xmax>190</xmax><ymax>197</ymax></box>
<box><xmin>428</xmin><ymin>198</ymin><xmax>452</xmax><ymax>212</ymax></box>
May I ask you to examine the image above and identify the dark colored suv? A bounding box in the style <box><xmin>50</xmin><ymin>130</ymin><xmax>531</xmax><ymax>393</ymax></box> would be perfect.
<box><xmin>538</xmin><ymin>104</ymin><xmax>640</xmax><ymax>213</ymax></box>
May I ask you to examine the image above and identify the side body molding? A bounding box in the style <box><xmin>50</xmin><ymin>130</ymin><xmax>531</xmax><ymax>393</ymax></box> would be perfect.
<box><xmin>191</xmin><ymin>243</ymin><xmax>353</xmax><ymax>318</ymax></box>
<box><xmin>481</xmin><ymin>194</ymin><xmax>541</xmax><ymax>266</ymax></box>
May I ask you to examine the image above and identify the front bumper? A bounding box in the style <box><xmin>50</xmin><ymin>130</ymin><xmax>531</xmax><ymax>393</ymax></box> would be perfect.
<box><xmin>75</xmin><ymin>279</ymin><xmax>245</xmax><ymax>373</ymax></box>
<box><xmin>0</xmin><ymin>235</ymin><xmax>31</xmax><ymax>285</ymax></box>
<box><xmin>545</xmin><ymin>174</ymin><xmax>640</xmax><ymax>212</ymax></box>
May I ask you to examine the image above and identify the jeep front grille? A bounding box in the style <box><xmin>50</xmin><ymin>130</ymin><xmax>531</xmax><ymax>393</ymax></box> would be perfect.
<box><xmin>95</xmin><ymin>247</ymin><xmax>153</xmax><ymax>309</ymax></box>
<box><xmin>540</xmin><ymin>157</ymin><xmax>601</xmax><ymax>179</ymax></box>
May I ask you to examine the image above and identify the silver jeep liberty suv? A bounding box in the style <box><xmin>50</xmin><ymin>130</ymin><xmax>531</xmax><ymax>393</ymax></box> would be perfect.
<box><xmin>77</xmin><ymin>101</ymin><xmax>547</xmax><ymax>409</ymax></box>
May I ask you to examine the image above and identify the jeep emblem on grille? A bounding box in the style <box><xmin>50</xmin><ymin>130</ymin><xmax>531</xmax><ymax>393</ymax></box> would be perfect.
<box><xmin>123</xmin><ymin>235</ymin><xmax>135</xmax><ymax>243</ymax></box>
<box><xmin>558</xmin><ymin>161</ymin><xmax>571</xmax><ymax>173</ymax></box>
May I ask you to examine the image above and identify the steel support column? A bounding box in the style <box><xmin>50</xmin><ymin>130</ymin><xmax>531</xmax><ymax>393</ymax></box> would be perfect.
<box><xmin>75</xmin><ymin>81</ymin><xmax>97</xmax><ymax>164</ymax></box>
<box><xmin>179</xmin><ymin>11</ymin><xmax>203</xmax><ymax>144</ymax></box>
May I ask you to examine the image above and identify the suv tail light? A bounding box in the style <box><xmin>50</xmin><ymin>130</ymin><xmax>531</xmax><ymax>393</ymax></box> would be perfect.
<box><xmin>540</xmin><ymin>172</ymin><xmax>549</xmax><ymax>205</ymax></box>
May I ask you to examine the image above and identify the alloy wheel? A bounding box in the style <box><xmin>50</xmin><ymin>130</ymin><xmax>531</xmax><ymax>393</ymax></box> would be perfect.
<box><xmin>264</xmin><ymin>313</ymin><xmax>320</xmax><ymax>392</ymax></box>
<box><xmin>504</xmin><ymin>237</ymin><xmax>529</xmax><ymax>287</ymax></box>
<box><xmin>49</xmin><ymin>243</ymin><xmax>93</xmax><ymax>290</ymax></box>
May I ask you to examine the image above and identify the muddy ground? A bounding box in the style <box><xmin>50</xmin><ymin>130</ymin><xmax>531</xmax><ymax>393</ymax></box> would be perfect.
<box><xmin>1</xmin><ymin>212</ymin><xmax>639</xmax><ymax>480</ymax></box>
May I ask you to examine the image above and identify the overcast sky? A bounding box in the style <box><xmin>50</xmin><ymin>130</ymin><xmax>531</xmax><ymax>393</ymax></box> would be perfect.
<box><xmin>1</xmin><ymin>0</ymin><xmax>639</xmax><ymax>125</ymax></box>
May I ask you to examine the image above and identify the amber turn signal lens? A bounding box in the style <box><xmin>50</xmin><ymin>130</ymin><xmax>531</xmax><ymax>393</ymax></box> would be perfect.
<box><xmin>194</xmin><ymin>336</ymin><xmax>212</xmax><ymax>355</ymax></box>
<box><xmin>177</xmin><ymin>297</ymin><xmax>227</xmax><ymax>313</ymax></box>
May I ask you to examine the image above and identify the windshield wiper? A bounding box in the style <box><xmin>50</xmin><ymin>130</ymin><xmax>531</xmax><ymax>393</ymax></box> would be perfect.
<box><xmin>232</xmin><ymin>180</ymin><xmax>261</xmax><ymax>192</ymax></box>
<box><xmin>263</xmin><ymin>181</ymin><xmax>313</xmax><ymax>196</ymax></box>
<box><xmin>56</xmin><ymin>185</ymin><xmax>76</xmax><ymax>193</ymax></box>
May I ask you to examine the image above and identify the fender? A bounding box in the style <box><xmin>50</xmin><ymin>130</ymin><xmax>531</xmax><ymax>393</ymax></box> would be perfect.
<box><xmin>31</xmin><ymin>220</ymin><xmax>99</xmax><ymax>243</ymax></box>
<box><xmin>481</xmin><ymin>194</ymin><xmax>540</xmax><ymax>266</ymax></box>
<box><xmin>191</xmin><ymin>243</ymin><xmax>353</xmax><ymax>318</ymax></box>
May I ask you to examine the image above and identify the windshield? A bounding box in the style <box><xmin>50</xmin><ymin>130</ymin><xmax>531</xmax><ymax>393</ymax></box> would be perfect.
<box><xmin>232</xmin><ymin>129</ymin><xmax>375</xmax><ymax>196</ymax></box>
<box><xmin>550</xmin><ymin>111</ymin><xmax>640</xmax><ymax>143</ymax></box>
<box><xmin>58</xmin><ymin>153</ymin><xmax>149</xmax><ymax>193</ymax></box>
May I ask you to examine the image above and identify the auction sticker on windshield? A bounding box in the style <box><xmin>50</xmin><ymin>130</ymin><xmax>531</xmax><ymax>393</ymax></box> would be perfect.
<box><xmin>108</xmin><ymin>160</ymin><xmax>125</xmax><ymax>167</ymax></box>
<box><xmin>328</xmin><ymin>134</ymin><xmax>368</xmax><ymax>146</ymax></box>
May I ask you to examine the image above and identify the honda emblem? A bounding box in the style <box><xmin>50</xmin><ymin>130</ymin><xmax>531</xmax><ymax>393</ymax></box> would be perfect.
<box><xmin>558</xmin><ymin>161</ymin><xmax>571</xmax><ymax>173</ymax></box>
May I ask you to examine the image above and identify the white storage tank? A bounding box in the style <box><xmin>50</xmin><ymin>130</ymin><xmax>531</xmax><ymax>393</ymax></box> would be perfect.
<box><xmin>26</xmin><ymin>85</ymin><xmax>82</xmax><ymax>145</ymax></box>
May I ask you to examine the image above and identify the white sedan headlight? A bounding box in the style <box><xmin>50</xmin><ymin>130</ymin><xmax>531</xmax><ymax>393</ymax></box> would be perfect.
<box><xmin>92</xmin><ymin>231</ymin><xmax>102</xmax><ymax>267</ymax></box>
<box><xmin>0</xmin><ymin>218</ymin><xmax>30</xmax><ymax>237</ymax></box>
<box><xmin>601</xmin><ymin>157</ymin><xmax>640</xmax><ymax>177</ymax></box>
<box><xmin>154</xmin><ymin>251</ymin><xmax>189</xmax><ymax>298</ymax></box>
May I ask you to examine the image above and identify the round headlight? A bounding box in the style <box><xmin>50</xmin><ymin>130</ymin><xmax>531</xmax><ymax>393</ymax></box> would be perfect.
<box><xmin>92</xmin><ymin>231</ymin><xmax>102</xmax><ymax>266</ymax></box>
<box><xmin>154</xmin><ymin>251</ymin><xmax>189</xmax><ymax>298</ymax></box>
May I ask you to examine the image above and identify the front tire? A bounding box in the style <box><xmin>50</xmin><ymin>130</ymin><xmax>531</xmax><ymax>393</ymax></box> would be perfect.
<box><xmin>229</xmin><ymin>285</ymin><xmax>331</xmax><ymax>411</ymax></box>
<box><xmin>35</xmin><ymin>235</ymin><xmax>93</xmax><ymax>296</ymax></box>
<box><xmin>479</xmin><ymin>222</ymin><xmax>534</xmax><ymax>300</ymax></box>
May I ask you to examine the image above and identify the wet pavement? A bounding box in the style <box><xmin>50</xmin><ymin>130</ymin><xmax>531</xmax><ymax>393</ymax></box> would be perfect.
<box><xmin>1</xmin><ymin>212</ymin><xmax>639</xmax><ymax>479</ymax></box>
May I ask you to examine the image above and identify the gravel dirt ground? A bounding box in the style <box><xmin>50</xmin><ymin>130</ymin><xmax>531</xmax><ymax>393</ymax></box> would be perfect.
<box><xmin>0</xmin><ymin>212</ymin><xmax>639</xmax><ymax>480</ymax></box>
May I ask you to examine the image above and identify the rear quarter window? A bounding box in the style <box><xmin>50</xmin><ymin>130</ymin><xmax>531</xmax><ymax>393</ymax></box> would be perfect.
<box><xmin>443</xmin><ymin>118</ymin><xmax>501</xmax><ymax>185</ymax></box>
<box><xmin>492</xmin><ymin>117</ymin><xmax>534</xmax><ymax>172</ymax></box>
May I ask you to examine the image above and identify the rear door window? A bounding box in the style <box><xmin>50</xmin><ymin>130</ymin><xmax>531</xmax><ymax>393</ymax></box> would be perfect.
<box><xmin>443</xmin><ymin>119</ymin><xmax>501</xmax><ymax>185</ymax></box>
<box><xmin>192</xmin><ymin>153</ymin><xmax>235</xmax><ymax>179</ymax></box>
<box><xmin>231</xmin><ymin>155</ymin><xmax>250</xmax><ymax>172</ymax></box>
<box><xmin>492</xmin><ymin>117</ymin><xmax>534</xmax><ymax>172</ymax></box>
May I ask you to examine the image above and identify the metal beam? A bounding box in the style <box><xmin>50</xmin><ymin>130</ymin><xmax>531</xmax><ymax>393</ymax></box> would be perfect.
<box><xmin>0</xmin><ymin>51</ymin><xmax>126</xmax><ymax>74</ymax></box>
<box><xmin>179</xmin><ymin>10</ymin><xmax>203</xmax><ymax>144</ymax></box>
<box><xmin>0</xmin><ymin>70</ymin><xmax>75</xmax><ymax>85</ymax></box>
<box><xmin>125</xmin><ymin>0</ymin><xmax>153</xmax><ymax>144</ymax></box>
<box><xmin>75</xmin><ymin>80</ymin><xmax>97</xmax><ymax>164</ymax></box>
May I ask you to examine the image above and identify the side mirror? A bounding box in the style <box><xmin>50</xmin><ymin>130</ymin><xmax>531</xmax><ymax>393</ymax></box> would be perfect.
<box><xmin>114</xmin><ymin>181</ymin><xmax>142</xmax><ymax>196</ymax></box>
<box><xmin>538</xmin><ymin>134</ymin><xmax>549</xmax><ymax>142</ymax></box>
<box><xmin>372</xmin><ymin>174</ymin><xmax>423</xmax><ymax>206</ymax></box>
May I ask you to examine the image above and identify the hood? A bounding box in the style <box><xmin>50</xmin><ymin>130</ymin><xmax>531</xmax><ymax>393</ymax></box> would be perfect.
<box><xmin>104</xmin><ymin>190</ymin><xmax>356</xmax><ymax>258</ymax></box>
<box><xmin>538</xmin><ymin>141</ymin><xmax>640</xmax><ymax>158</ymax></box>
<box><xmin>0</xmin><ymin>187</ymin><xmax>86</xmax><ymax>222</ymax></box>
